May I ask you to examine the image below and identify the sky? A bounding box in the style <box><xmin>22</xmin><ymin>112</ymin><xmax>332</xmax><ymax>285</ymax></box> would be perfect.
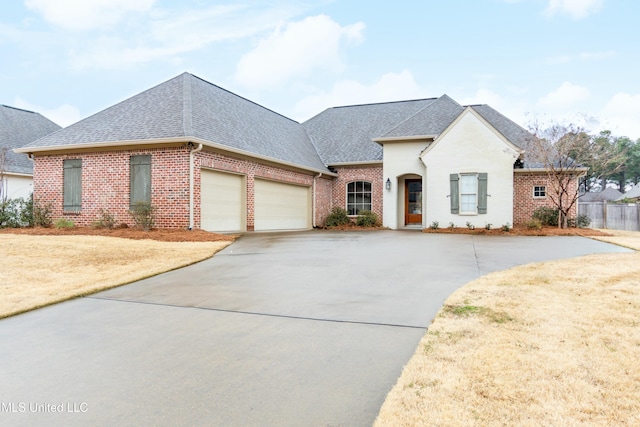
<box><xmin>1</xmin><ymin>0</ymin><xmax>639</xmax><ymax>140</ymax></box>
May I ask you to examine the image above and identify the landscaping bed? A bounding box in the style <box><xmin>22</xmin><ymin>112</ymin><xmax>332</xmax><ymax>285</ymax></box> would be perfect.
<box><xmin>0</xmin><ymin>226</ymin><xmax>236</xmax><ymax>242</ymax></box>
<box><xmin>422</xmin><ymin>226</ymin><xmax>610</xmax><ymax>237</ymax></box>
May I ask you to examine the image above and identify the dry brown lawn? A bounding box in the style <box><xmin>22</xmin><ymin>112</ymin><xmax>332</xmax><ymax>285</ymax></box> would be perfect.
<box><xmin>376</xmin><ymin>231</ymin><xmax>640</xmax><ymax>426</ymax></box>
<box><xmin>0</xmin><ymin>234</ymin><xmax>232</xmax><ymax>318</ymax></box>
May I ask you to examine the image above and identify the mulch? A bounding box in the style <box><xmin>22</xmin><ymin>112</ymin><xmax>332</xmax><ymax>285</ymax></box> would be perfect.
<box><xmin>0</xmin><ymin>225</ymin><xmax>609</xmax><ymax>242</ymax></box>
<box><xmin>0</xmin><ymin>227</ymin><xmax>237</xmax><ymax>242</ymax></box>
<box><xmin>421</xmin><ymin>226</ymin><xmax>610</xmax><ymax>237</ymax></box>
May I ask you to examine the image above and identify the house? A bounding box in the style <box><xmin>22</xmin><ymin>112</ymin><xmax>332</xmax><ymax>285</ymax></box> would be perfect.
<box><xmin>1</xmin><ymin>105</ymin><xmax>61</xmax><ymax>201</ymax></box>
<box><xmin>15</xmin><ymin>72</ymin><xmax>571</xmax><ymax>231</ymax></box>
<box><xmin>579</xmin><ymin>187</ymin><xmax>624</xmax><ymax>203</ymax></box>
<box><xmin>616</xmin><ymin>184</ymin><xmax>640</xmax><ymax>202</ymax></box>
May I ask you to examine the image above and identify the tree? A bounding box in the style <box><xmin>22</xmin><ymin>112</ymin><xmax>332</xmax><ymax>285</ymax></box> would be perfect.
<box><xmin>610</xmin><ymin>137</ymin><xmax>640</xmax><ymax>190</ymax></box>
<box><xmin>528</xmin><ymin>123</ymin><xmax>626</xmax><ymax>228</ymax></box>
<box><xmin>579</xmin><ymin>131</ymin><xmax>632</xmax><ymax>192</ymax></box>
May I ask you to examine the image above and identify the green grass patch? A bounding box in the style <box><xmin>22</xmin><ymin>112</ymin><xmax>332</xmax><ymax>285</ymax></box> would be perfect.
<box><xmin>443</xmin><ymin>304</ymin><xmax>514</xmax><ymax>324</ymax></box>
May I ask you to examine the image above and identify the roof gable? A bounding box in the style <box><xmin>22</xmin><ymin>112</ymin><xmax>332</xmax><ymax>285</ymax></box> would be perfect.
<box><xmin>379</xmin><ymin>95</ymin><xmax>464</xmax><ymax>139</ymax></box>
<box><xmin>302</xmin><ymin>99</ymin><xmax>436</xmax><ymax>164</ymax></box>
<box><xmin>1</xmin><ymin>105</ymin><xmax>60</xmax><ymax>175</ymax></box>
<box><xmin>420</xmin><ymin>107</ymin><xmax>522</xmax><ymax>160</ymax></box>
<box><xmin>470</xmin><ymin>104</ymin><xmax>531</xmax><ymax>150</ymax></box>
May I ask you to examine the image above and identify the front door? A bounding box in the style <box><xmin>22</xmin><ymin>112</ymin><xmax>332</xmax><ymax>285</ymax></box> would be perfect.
<box><xmin>405</xmin><ymin>179</ymin><xmax>422</xmax><ymax>225</ymax></box>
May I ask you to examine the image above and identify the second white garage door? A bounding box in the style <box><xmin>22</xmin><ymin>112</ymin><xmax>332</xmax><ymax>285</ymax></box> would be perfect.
<box><xmin>254</xmin><ymin>179</ymin><xmax>310</xmax><ymax>231</ymax></box>
<box><xmin>200</xmin><ymin>169</ymin><xmax>244</xmax><ymax>232</ymax></box>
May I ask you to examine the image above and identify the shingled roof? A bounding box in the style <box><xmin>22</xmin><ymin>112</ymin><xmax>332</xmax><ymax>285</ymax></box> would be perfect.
<box><xmin>302</xmin><ymin>98</ymin><xmax>436</xmax><ymax>164</ymax></box>
<box><xmin>20</xmin><ymin>73</ymin><xmax>328</xmax><ymax>172</ymax></box>
<box><xmin>18</xmin><ymin>72</ymin><xmax>535</xmax><ymax>171</ymax></box>
<box><xmin>0</xmin><ymin>105</ymin><xmax>60</xmax><ymax>175</ymax></box>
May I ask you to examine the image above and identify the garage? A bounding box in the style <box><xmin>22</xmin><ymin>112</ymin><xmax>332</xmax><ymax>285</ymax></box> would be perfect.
<box><xmin>254</xmin><ymin>179</ymin><xmax>310</xmax><ymax>231</ymax></box>
<box><xmin>200</xmin><ymin>169</ymin><xmax>244</xmax><ymax>232</ymax></box>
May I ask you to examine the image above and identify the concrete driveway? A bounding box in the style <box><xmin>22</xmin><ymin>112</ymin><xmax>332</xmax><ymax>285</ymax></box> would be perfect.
<box><xmin>0</xmin><ymin>231</ymin><xmax>631</xmax><ymax>426</ymax></box>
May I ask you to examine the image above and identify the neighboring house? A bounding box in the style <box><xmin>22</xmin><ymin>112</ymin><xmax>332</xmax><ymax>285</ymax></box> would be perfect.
<box><xmin>1</xmin><ymin>105</ymin><xmax>61</xmax><ymax>201</ymax></box>
<box><xmin>15</xmin><ymin>72</ymin><xmax>573</xmax><ymax>232</ymax></box>
<box><xmin>579</xmin><ymin>187</ymin><xmax>624</xmax><ymax>203</ymax></box>
<box><xmin>616</xmin><ymin>184</ymin><xmax>640</xmax><ymax>202</ymax></box>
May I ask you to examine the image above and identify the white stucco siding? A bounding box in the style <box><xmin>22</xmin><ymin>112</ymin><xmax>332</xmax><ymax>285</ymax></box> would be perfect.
<box><xmin>382</xmin><ymin>140</ymin><xmax>429</xmax><ymax>228</ymax></box>
<box><xmin>1</xmin><ymin>174</ymin><xmax>33</xmax><ymax>201</ymax></box>
<box><xmin>421</xmin><ymin>111</ymin><xmax>519</xmax><ymax>228</ymax></box>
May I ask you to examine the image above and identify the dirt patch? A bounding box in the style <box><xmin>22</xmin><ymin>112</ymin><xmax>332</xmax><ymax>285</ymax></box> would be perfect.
<box><xmin>422</xmin><ymin>226</ymin><xmax>610</xmax><ymax>237</ymax></box>
<box><xmin>0</xmin><ymin>226</ymin><xmax>237</xmax><ymax>242</ymax></box>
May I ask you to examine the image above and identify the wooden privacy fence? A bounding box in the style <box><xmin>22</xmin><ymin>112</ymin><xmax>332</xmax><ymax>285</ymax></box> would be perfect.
<box><xmin>578</xmin><ymin>202</ymin><xmax>640</xmax><ymax>231</ymax></box>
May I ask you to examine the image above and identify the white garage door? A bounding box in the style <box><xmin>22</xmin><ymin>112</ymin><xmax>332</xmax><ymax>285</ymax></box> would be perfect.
<box><xmin>255</xmin><ymin>179</ymin><xmax>310</xmax><ymax>231</ymax></box>
<box><xmin>200</xmin><ymin>169</ymin><xmax>244</xmax><ymax>232</ymax></box>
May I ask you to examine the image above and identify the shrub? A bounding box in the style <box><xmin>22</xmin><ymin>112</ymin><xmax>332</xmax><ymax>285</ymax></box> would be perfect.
<box><xmin>92</xmin><ymin>209</ymin><xmax>117</xmax><ymax>229</ymax></box>
<box><xmin>54</xmin><ymin>218</ymin><xmax>75</xmax><ymax>229</ymax></box>
<box><xmin>20</xmin><ymin>197</ymin><xmax>33</xmax><ymax>226</ymax></box>
<box><xmin>32</xmin><ymin>200</ymin><xmax>53</xmax><ymax>228</ymax></box>
<box><xmin>355</xmin><ymin>210</ymin><xmax>379</xmax><ymax>227</ymax></box>
<box><xmin>130</xmin><ymin>201</ymin><xmax>156</xmax><ymax>231</ymax></box>
<box><xmin>466</xmin><ymin>221</ymin><xmax>475</xmax><ymax>230</ymax></box>
<box><xmin>526</xmin><ymin>218</ymin><xmax>543</xmax><ymax>230</ymax></box>
<box><xmin>567</xmin><ymin>215</ymin><xmax>591</xmax><ymax>228</ymax></box>
<box><xmin>485</xmin><ymin>223</ymin><xmax>492</xmax><ymax>230</ymax></box>
<box><xmin>501</xmin><ymin>223</ymin><xmax>511</xmax><ymax>232</ymax></box>
<box><xmin>532</xmin><ymin>206</ymin><xmax>559</xmax><ymax>226</ymax></box>
<box><xmin>448</xmin><ymin>222</ymin><xmax>455</xmax><ymax>229</ymax></box>
<box><xmin>0</xmin><ymin>198</ymin><xmax>26</xmax><ymax>228</ymax></box>
<box><xmin>325</xmin><ymin>207</ymin><xmax>351</xmax><ymax>227</ymax></box>
<box><xmin>429</xmin><ymin>221</ymin><xmax>439</xmax><ymax>230</ymax></box>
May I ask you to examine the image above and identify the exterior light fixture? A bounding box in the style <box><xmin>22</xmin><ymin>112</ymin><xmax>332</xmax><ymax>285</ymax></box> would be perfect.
<box><xmin>385</xmin><ymin>178</ymin><xmax>391</xmax><ymax>191</ymax></box>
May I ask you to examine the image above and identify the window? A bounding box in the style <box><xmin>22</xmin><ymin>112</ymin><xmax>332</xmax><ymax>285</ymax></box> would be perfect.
<box><xmin>130</xmin><ymin>155</ymin><xmax>151</xmax><ymax>209</ymax></box>
<box><xmin>450</xmin><ymin>173</ymin><xmax>488</xmax><ymax>215</ymax></box>
<box><xmin>534</xmin><ymin>185</ymin><xmax>546</xmax><ymax>198</ymax></box>
<box><xmin>460</xmin><ymin>174</ymin><xmax>477</xmax><ymax>214</ymax></box>
<box><xmin>347</xmin><ymin>181</ymin><xmax>372</xmax><ymax>215</ymax></box>
<box><xmin>63</xmin><ymin>159</ymin><xmax>82</xmax><ymax>212</ymax></box>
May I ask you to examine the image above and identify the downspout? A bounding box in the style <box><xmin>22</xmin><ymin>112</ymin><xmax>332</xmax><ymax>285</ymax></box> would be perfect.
<box><xmin>313</xmin><ymin>172</ymin><xmax>323</xmax><ymax>228</ymax></box>
<box><xmin>189</xmin><ymin>143</ymin><xmax>203</xmax><ymax>230</ymax></box>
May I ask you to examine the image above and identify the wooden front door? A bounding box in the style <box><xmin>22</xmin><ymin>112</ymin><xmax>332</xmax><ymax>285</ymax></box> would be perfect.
<box><xmin>405</xmin><ymin>179</ymin><xmax>423</xmax><ymax>225</ymax></box>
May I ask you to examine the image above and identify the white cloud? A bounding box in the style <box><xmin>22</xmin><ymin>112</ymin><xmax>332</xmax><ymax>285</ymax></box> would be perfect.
<box><xmin>24</xmin><ymin>0</ymin><xmax>156</xmax><ymax>31</ymax></box>
<box><xmin>537</xmin><ymin>82</ymin><xmax>590</xmax><ymax>108</ymax></box>
<box><xmin>291</xmin><ymin>70</ymin><xmax>425</xmax><ymax>122</ymax></box>
<box><xmin>600</xmin><ymin>93</ymin><xmax>640</xmax><ymax>139</ymax></box>
<box><xmin>67</xmin><ymin>4</ymin><xmax>302</xmax><ymax>71</ymax></box>
<box><xmin>544</xmin><ymin>0</ymin><xmax>604</xmax><ymax>19</ymax></box>
<box><xmin>14</xmin><ymin>98</ymin><xmax>81</xmax><ymax>127</ymax></box>
<box><xmin>235</xmin><ymin>15</ymin><xmax>365</xmax><ymax>88</ymax></box>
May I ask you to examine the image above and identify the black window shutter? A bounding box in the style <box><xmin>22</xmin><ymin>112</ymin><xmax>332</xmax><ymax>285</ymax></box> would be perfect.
<box><xmin>478</xmin><ymin>173</ymin><xmax>488</xmax><ymax>214</ymax></box>
<box><xmin>449</xmin><ymin>174</ymin><xmax>459</xmax><ymax>214</ymax></box>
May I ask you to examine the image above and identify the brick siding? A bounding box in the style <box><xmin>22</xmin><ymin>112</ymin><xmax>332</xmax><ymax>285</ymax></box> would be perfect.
<box><xmin>330</xmin><ymin>165</ymin><xmax>384</xmax><ymax>222</ymax></box>
<box><xmin>33</xmin><ymin>146</ymin><xmax>333</xmax><ymax>230</ymax></box>
<box><xmin>33</xmin><ymin>147</ymin><xmax>191</xmax><ymax>228</ymax></box>
<box><xmin>513</xmin><ymin>172</ymin><xmax>578</xmax><ymax>224</ymax></box>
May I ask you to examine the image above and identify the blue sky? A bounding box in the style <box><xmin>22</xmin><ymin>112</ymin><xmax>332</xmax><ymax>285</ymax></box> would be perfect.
<box><xmin>2</xmin><ymin>0</ymin><xmax>639</xmax><ymax>139</ymax></box>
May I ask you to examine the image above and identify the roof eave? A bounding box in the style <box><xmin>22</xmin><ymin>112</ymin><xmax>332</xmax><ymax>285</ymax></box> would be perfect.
<box><xmin>514</xmin><ymin>167</ymin><xmax>589</xmax><ymax>174</ymax></box>
<box><xmin>326</xmin><ymin>160</ymin><xmax>383</xmax><ymax>167</ymax></box>
<box><xmin>191</xmin><ymin>137</ymin><xmax>337</xmax><ymax>177</ymax></box>
<box><xmin>15</xmin><ymin>137</ymin><xmax>337</xmax><ymax>177</ymax></box>
<box><xmin>373</xmin><ymin>135</ymin><xmax>438</xmax><ymax>144</ymax></box>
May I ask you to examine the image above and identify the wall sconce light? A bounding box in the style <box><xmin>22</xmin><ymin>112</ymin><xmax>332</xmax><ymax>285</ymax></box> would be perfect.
<box><xmin>385</xmin><ymin>178</ymin><xmax>391</xmax><ymax>191</ymax></box>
